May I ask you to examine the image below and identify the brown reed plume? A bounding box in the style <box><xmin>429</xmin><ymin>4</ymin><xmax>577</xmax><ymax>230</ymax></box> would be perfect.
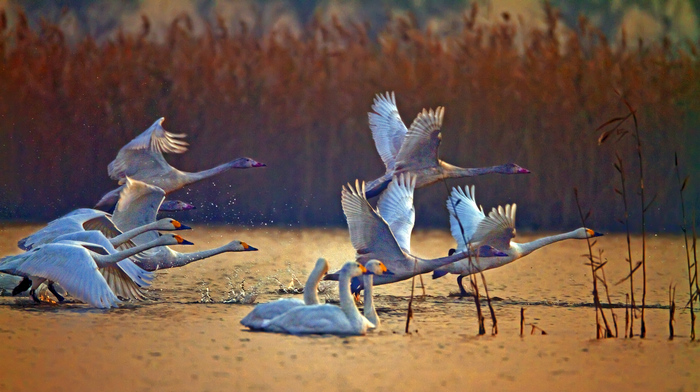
<box><xmin>597</xmin><ymin>96</ymin><xmax>650</xmax><ymax>338</ymax></box>
<box><xmin>674</xmin><ymin>152</ymin><xmax>696</xmax><ymax>340</ymax></box>
<box><xmin>574</xmin><ymin>187</ymin><xmax>613</xmax><ymax>338</ymax></box>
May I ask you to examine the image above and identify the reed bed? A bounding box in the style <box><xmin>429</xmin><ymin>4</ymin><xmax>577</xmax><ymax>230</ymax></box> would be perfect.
<box><xmin>0</xmin><ymin>6</ymin><xmax>698</xmax><ymax>231</ymax></box>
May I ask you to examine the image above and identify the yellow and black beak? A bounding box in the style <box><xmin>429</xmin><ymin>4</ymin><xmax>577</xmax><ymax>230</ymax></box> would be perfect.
<box><xmin>586</xmin><ymin>229</ymin><xmax>604</xmax><ymax>238</ymax></box>
<box><xmin>241</xmin><ymin>242</ymin><xmax>258</xmax><ymax>251</ymax></box>
<box><xmin>175</xmin><ymin>235</ymin><xmax>194</xmax><ymax>245</ymax></box>
<box><xmin>359</xmin><ymin>264</ymin><xmax>368</xmax><ymax>274</ymax></box>
<box><xmin>172</xmin><ymin>220</ymin><xmax>192</xmax><ymax>230</ymax></box>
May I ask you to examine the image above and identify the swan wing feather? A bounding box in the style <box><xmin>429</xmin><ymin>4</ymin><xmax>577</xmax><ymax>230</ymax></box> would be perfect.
<box><xmin>447</xmin><ymin>185</ymin><xmax>486</xmax><ymax>250</ymax></box>
<box><xmin>368</xmin><ymin>92</ymin><xmax>408</xmax><ymax>172</ymax></box>
<box><xmin>376</xmin><ymin>173</ymin><xmax>416</xmax><ymax>251</ymax></box>
<box><xmin>394</xmin><ymin>107</ymin><xmax>444</xmax><ymax>170</ymax></box>
<box><xmin>341</xmin><ymin>181</ymin><xmax>405</xmax><ymax>263</ymax></box>
<box><xmin>473</xmin><ymin>204</ymin><xmax>517</xmax><ymax>251</ymax></box>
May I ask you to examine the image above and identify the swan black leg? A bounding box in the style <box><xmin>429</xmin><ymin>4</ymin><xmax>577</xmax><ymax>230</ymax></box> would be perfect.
<box><xmin>47</xmin><ymin>282</ymin><xmax>65</xmax><ymax>302</ymax></box>
<box><xmin>12</xmin><ymin>277</ymin><xmax>32</xmax><ymax>296</ymax></box>
<box><xmin>30</xmin><ymin>289</ymin><xmax>41</xmax><ymax>303</ymax></box>
<box><xmin>457</xmin><ymin>275</ymin><xmax>470</xmax><ymax>298</ymax></box>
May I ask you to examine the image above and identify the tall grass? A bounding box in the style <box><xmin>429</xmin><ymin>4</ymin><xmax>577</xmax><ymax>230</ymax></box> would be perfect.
<box><xmin>0</xmin><ymin>6</ymin><xmax>698</xmax><ymax>230</ymax></box>
<box><xmin>674</xmin><ymin>153</ymin><xmax>696</xmax><ymax>340</ymax></box>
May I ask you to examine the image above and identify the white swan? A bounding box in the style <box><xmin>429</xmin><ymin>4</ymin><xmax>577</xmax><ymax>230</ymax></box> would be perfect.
<box><xmin>364</xmin><ymin>92</ymin><xmax>529</xmax><ymax>198</ymax></box>
<box><xmin>0</xmin><ymin>234</ymin><xmax>194</xmax><ymax>308</ymax></box>
<box><xmin>261</xmin><ymin>262</ymin><xmax>374</xmax><ymax>336</ymax></box>
<box><xmin>363</xmin><ymin>259</ymin><xmax>391</xmax><ymax>329</ymax></box>
<box><xmin>96</xmin><ymin>117</ymin><xmax>265</xmax><ymax>208</ymax></box>
<box><xmin>324</xmin><ymin>180</ymin><xmax>507</xmax><ymax>293</ymax></box>
<box><xmin>111</xmin><ymin>178</ymin><xmax>258</xmax><ymax>271</ymax></box>
<box><xmin>240</xmin><ymin>258</ymin><xmax>329</xmax><ymax>329</ymax></box>
<box><xmin>432</xmin><ymin>185</ymin><xmax>603</xmax><ymax>295</ymax></box>
<box><xmin>18</xmin><ymin>179</ymin><xmax>191</xmax><ymax>252</ymax></box>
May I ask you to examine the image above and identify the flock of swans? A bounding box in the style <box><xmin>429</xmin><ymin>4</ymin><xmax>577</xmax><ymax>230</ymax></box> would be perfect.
<box><xmin>1</xmin><ymin>118</ymin><xmax>263</xmax><ymax>308</ymax></box>
<box><xmin>1</xmin><ymin>91</ymin><xmax>603</xmax><ymax>337</ymax></box>
<box><xmin>241</xmin><ymin>92</ymin><xmax>602</xmax><ymax>336</ymax></box>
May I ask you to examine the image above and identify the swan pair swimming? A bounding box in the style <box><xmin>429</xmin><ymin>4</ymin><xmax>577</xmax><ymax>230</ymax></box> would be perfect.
<box><xmin>243</xmin><ymin>260</ymin><xmax>390</xmax><ymax>336</ymax></box>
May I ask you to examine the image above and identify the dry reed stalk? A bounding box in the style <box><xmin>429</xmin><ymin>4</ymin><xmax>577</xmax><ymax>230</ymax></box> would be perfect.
<box><xmin>614</xmin><ymin>153</ymin><xmax>637</xmax><ymax>337</ymax></box>
<box><xmin>598</xmin><ymin>249</ymin><xmax>619</xmax><ymax>337</ymax></box>
<box><xmin>574</xmin><ymin>187</ymin><xmax>613</xmax><ymax>338</ymax></box>
<box><xmin>674</xmin><ymin>152</ymin><xmax>696</xmax><ymax>340</ymax></box>
<box><xmin>404</xmin><ymin>260</ymin><xmax>418</xmax><ymax>334</ymax></box>
<box><xmin>669</xmin><ymin>283</ymin><xmax>676</xmax><ymax>340</ymax></box>
<box><xmin>597</xmin><ymin>97</ymin><xmax>650</xmax><ymax>338</ymax></box>
<box><xmin>469</xmin><ymin>267</ymin><xmax>486</xmax><ymax>335</ymax></box>
<box><xmin>625</xmin><ymin>294</ymin><xmax>630</xmax><ymax>338</ymax></box>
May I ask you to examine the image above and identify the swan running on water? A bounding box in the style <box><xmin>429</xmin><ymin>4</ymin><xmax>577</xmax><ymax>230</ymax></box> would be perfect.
<box><xmin>363</xmin><ymin>259</ymin><xmax>392</xmax><ymax>330</ymax></box>
<box><xmin>112</xmin><ymin>178</ymin><xmax>258</xmax><ymax>271</ymax></box>
<box><xmin>261</xmin><ymin>262</ymin><xmax>375</xmax><ymax>336</ymax></box>
<box><xmin>364</xmin><ymin>92</ymin><xmax>529</xmax><ymax>198</ymax></box>
<box><xmin>324</xmin><ymin>179</ymin><xmax>508</xmax><ymax>294</ymax></box>
<box><xmin>0</xmin><ymin>234</ymin><xmax>194</xmax><ymax>308</ymax></box>
<box><xmin>432</xmin><ymin>185</ymin><xmax>603</xmax><ymax>295</ymax></box>
<box><xmin>96</xmin><ymin>117</ymin><xmax>265</xmax><ymax>208</ymax></box>
<box><xmin>240</xmin><ymin>258</ymin><xmax>329</xmax><ymax>329</ymax></box>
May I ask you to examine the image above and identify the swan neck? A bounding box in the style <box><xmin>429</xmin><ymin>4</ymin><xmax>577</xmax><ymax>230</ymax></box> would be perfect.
<box><xmin>167</xmin><ymin>246</ymin><xmax>229</xmax><ymax>269</ymax></box>
<box><xmin>109</xmin><ymin>222</ymin><xmax>157</xmax><ymax>247</ymax></box>
<box><xmin>363</xmin><ymin>274</ymin><xmax>378</xmax><ymax>326</ymax></box>
<box><xmin>339</xmin><ymin>272</ymin><xmax>362</xmax><ymax>322</ymax></box>
<box><xmin>303</xmin><ymin>263</ymin><xmax>326</xmax><ymax>305</ymax></box>
<box><xmin>93</xmin><ymin>237</ymin><xmax>167</xmax><ymax>264</ymax></box>
<box><xmin>440</xmin><ymin>162</ymin><xmax>502</xmax><ymax>178</ymax></box>
<box><xmin>518</xmin><ymin>231</ymin><xmax>580</xmax><ymax>256</ymax></box>
<box><xmin>415</xmin><ymin>252</ymin><xmax>469</xmax><ymax>274</ymax></box>
<box><xmin>184</xmin><ymin>162</ymin><xmax>235</xmax><ymax>184</ymax></box>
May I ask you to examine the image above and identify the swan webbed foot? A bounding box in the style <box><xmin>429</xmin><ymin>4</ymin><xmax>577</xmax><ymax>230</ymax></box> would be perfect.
<box><xmin>48</xmin><ymin>282</ymin><xmax>65</xmax><ymax>302</ymax></box>
<box><xmin>457</xmin><ymin>275</ymin><xmax>470</xmax><ymax>298</ymax></box>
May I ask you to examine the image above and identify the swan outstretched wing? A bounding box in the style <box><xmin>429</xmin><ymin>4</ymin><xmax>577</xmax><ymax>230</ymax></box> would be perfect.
<box><xmin>18</xmin><ymin>243</ymin><xmax>121</xmax><ymax>308</ymax></box>
<box><xmin>394</xmin><ymin>107</ymin><xmax>444</xmax><ymax>170</ymax></box>
<box><xmin>473</xmin><ymin>204</ymin><xmax>517</xmax><ymax>251</ymax></box>
<box><xmin>377</xmin><ymin>173</ymin><xmax>416</xmax><ymax>252</ymax></box>
<box><xmin>368</xmin><ymin>92</ymin><xmax>408</xmax><ymax>172</ymax></box>
<box><xmin>112</xmin><ymin>178</ymin><xmax>165</xmax><ymax>246</ymax></box>
<box><xmin>102</xmin><ymin>259</ymin><xmax>153</xmax><ymax>301</ymax></box>
<box><xmin>341</xmin><ymin>180</ymin><xmax>405</xmax><ymax>262</ymax></box>
<box><xmin>108</xmin><ymin>117</ymin><xmax>188</xmax><ymax>180</ymax></box>
<box><xmin>17</xmin><ymin>210</ymin><xmax>115</xmax><ymax>250</ymax></box>
<box><xmin>447</xmin><ymin>185</ymin><xmax>486</xmax><ymax>251</ymax></box>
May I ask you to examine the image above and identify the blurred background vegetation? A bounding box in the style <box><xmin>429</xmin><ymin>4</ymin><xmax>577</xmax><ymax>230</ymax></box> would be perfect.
<box><xmin>0</xmin><ymin>0</ymin><xmax>698</xmax><ymax>233</ymax></box>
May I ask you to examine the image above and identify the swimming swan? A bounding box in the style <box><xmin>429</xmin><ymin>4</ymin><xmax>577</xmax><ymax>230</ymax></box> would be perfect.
<box><xmin>96</xmin><ymin>117</ymin><xmax>265</xmax><ymax>208</ymax></box>
<box><xmin>432</xmin><ymin>185</ymin><xmax>603</xmax><ymax>295</ymax></box>
<box><xmin>240</xmin><ymin>258</ymin><xmax>330</xmax><ymax>329</ymax></box>
<box><xmin>112</xmin><ymin>178</ymin><xmax>258</xmax><ymax>271</ymax></box>
<box><xmin>364</xmin><ymin>92</ymin><xmax>529</xmax><ymax>198</ymax></box>
<box><xmin>324</xmin><ymin>180</ymin><xmax>507</xmax><ymax>293</ymax></box>
<box><xmin>363</xmin><ymin>259</ymin><xmax>391</xmax><ymax>329</ymax></box>
<box><xmin>0</xmin><ymin>234</ymin><xmax>194</xmax><ymax>308</ymax></box>
<box><xmin>261</xmin><ymin>262</ymin><xmax>374</xmax><ymax>336</ymax></box>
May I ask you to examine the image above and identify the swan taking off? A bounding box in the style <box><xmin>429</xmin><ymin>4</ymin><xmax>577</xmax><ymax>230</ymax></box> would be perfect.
<box><xmin>261</xmin><ymin>262</ymin><xmax>375</xmax><ymax>336</ymax></box>
<box><xmin>0</xmin><ymin>234</ymin><xmax>194</xmax><ymax>308</ymax></box>
<box><xmin>96</xmin><ymin>117</ymin><xmax>265</xmax><ymax>208</ymax></box>
<box><xmin>363</xmin><ymin>259</ymin><xmax>392</xmax><ymax>329</ymax></box>
<box><xmin>111</xmin><ymin>178</ymin><xmax>258</xmax><ymax>271</ymax></box>
<box><xmin>324</xmin><ymin>179</ymin><xmax>508</xmax><ymax>294</ymax></box>
<box><xmin>364</xmin><ymin>92</ymin><xmax>529</xmax><ymax>198</ymax></box>
<box><xmin>432</xmin><ymin>185</ymin><xmax>603</xmax><ymax>296</ymax></box>
<box><xmin>240</xmin><ymin>258</ymin><xmax>329</xmax><ymax>329</ymax></box>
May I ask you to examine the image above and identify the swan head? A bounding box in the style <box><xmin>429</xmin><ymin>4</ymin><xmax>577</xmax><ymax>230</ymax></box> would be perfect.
<box><xmin>161</xmin><ymin>234</ymin><xmax>195</xmax><ymax>246</ymax></box>
<box><xmin>226</xmin><ymin>240</ymin><xmax>258</xmax><ymax>251</ymax></box>
<box><xmin>340</xmin><ymin>261</ymin><xmax>367</xmax><ymax>278</ymax></box>
<box><xmin>155</xmin><ymin>218</ymin><xmax>192</xmax><ymax>231</ymax></box>
<box><xmin>577</xmin><ymin>228</ymin><xmax>604</xmax><ymax>239</ymax></box>
<box><xmin>234</xmin><ymin>157</ymin><xmax>266</xmax><ymax>168</ymax></box>
<box><xmin>158</xmin><ymin>200</ymin><xmax>196</xmax><ymax>212</ymax></box>
<box><xmin>365</xmin><ymin>260</ymin><xmax>394</xmax><ymax>276</ymax></box>
<box><xmin>500</xmin><ymin>163</ymin><xmax>530</xmax><ymax>174</ymax></box>
<box><xmin>476</xmin><ymin>245</ymin><xmax>508</xmax><ymax>258</ymax></box>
